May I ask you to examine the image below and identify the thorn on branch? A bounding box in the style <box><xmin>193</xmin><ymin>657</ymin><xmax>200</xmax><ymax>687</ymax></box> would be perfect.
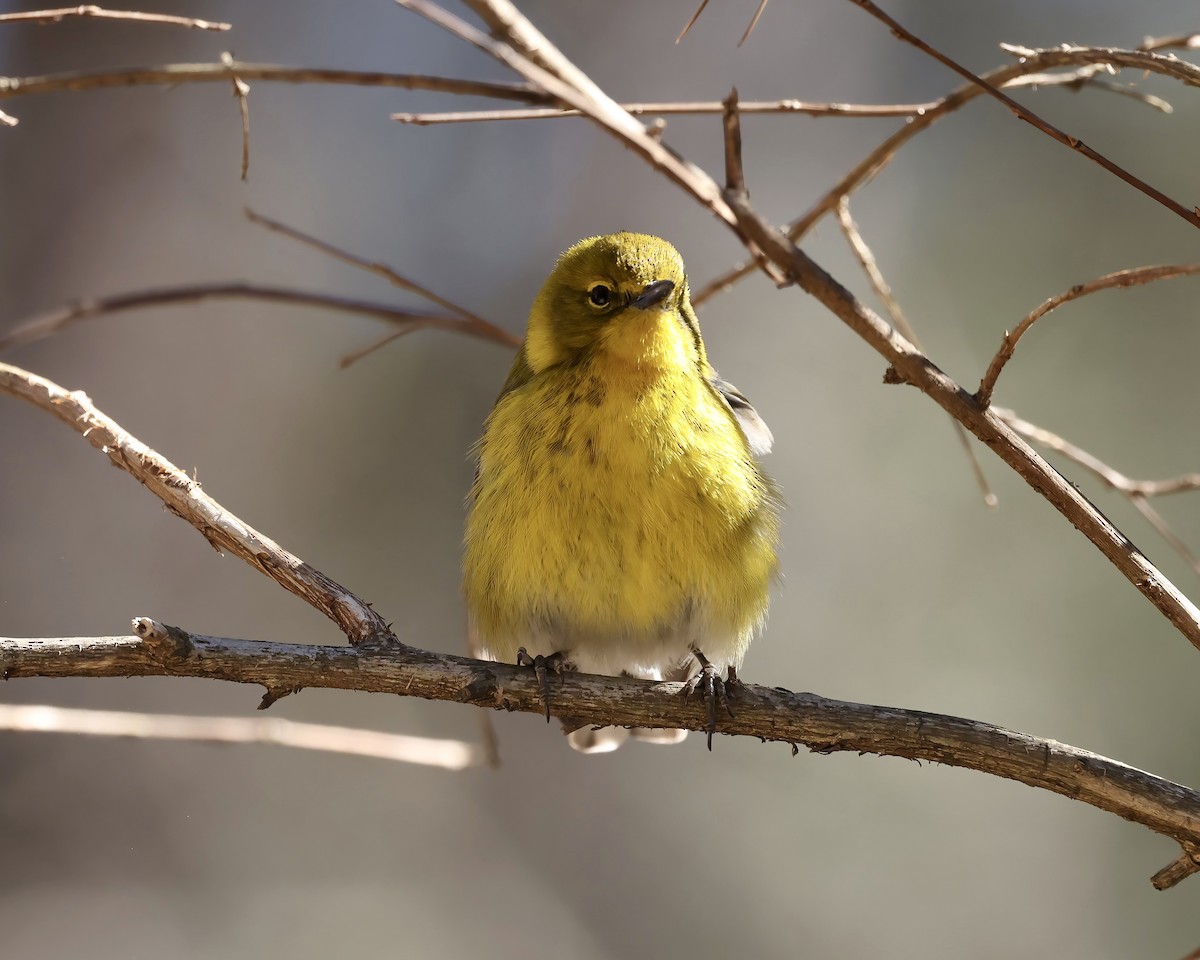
<box><xmin>258</xmin><ymin>686</ymin><xmax>299</xmax><ymax>710</ymax></box>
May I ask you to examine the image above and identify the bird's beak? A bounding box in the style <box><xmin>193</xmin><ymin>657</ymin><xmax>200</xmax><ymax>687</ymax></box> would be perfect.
<box><xmin>630</xmin><ymin>279</ymin><xmax>675</xmax><ymax>310</ymax></box>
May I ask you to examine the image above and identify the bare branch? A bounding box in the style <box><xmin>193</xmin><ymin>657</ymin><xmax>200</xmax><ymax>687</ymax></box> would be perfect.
<box><xmin>693</xmin><ymin>47</ymin><xmax>1197</xmax><ymax>307</ymax></box>
<box><xmin>398</xmin><ymin>0</ymin><xmax>746</xmax><ymax>241</ymax></box>
<box><xmin>738</xmin><ymin>0</ymin><xmax>769</xmax><ymax>47</ymax></box>
<box><xmin>995</xmin><ymin>409</ymin><xmax>1200</xmax><ymax>499</ymax></box>
<box><xmin>3</xmin><ymin>619</ymin><xmax>1198</xmax><ymax>887</ymax></box>
<box><xmin>0</xmin><ymin>282</ymin><xmax>512</xmax><ymax>354</ymax></box>
<box><xmin>674</xmin><ymin>0</ymin><xmax>709</xmax><ymax>44</ymax></box>
<box><xmin>0</xmin><ymin>63</ymin><xmax>551</xmax><ymax>105</ymax></box>
<box><xmin>835</xmin><ymin>198</ymin><xmax>997</xmax><ymax>508</ymax></box>
<box><xmin>0</xmin><ymin>703</ymin><xmax>483</xmax><ymax>769</ymax></box>
<box><xmin>672</xmin><ymin>0</ymin><xmax>768</xmax><ymax>47</ymax></box>
<box><xmin>400</xmin><ymin>0</ymin><xmax>1200</xmax><ymax>656</ymax></box>
<box><xmin>245</xmin><ymin>209</ymin><xmax>518</xmax><ymax>348</ymax></box>
<box><xmin>0</xmin><ymin>362</ymin><xmax>394</xmax><ymax>645</ymax></box>
<box><xmin>977</xmin><ymin>263</ymin><xmax>1200</xmax><ymax>407</ymax></box>
<box><xmin>722</xmin><ymin>87</ymin><xmax>745</xmax><ymax>197</ymax></box>
<box><xmin>743</xmin><ymin>195</ymin><xmax>1200</xmax><ymax>647</ymax></box>
<box><xmin>995</xmin><ymin>408</ymin><xmax>1200</xmax><ymax>578</ymax></box>
<box><xmin>392</xmin><ymin>97</ymin><xmax>941</xmax><ymax>125</ymax></box>
<box><xmin>845</xmin><ymin>0</ymin><xmax>1200</xmax><ymax>229</ymax></box>
<box><xmin>221</xmin><ymin>51</ymin><xmax>251</xmax><ymax>180</ymax></box>
<box><xmin>0</xmin><ymin>6</ymin><xmax>231</xmax><ymax>30</ymax></box>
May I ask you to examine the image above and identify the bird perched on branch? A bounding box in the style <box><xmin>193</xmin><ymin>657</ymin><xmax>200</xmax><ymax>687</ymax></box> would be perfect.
<box><xmin>464</xmin><ymin>233</ymin><xmax>779</xmax><ymax>752</ymax></box>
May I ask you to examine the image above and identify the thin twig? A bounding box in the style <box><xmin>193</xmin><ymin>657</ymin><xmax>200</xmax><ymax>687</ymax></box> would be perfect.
<box><xmin>845</xmin><ymin>0</ymin><xmax>1200</xmax><ymax>229</ymax></box>
<box><xmin>994</xmin><ymin>409</ymin><xmax>1200</xmax><ymax>499</ymax></box>
<box><xmin>995</xmin><ymin>408</ymin><xmax>1200</xmax><ymax>578</ymax></box>
<box><xmin>675</xmin><ymin>0</ymin><xmax>709</xmax><ymax>44</ymax></box>
<box><xmin>0</xmin><ymin>703</ymin><xmax>483</xmax><ymax>770</ymax></box>
<box><xmin>673</xmin><ymin>0</ymin><xmax>769</xmax><ymax>47</ymax></box>
<box><xmin>0</xmin><ymin>283</ymin><xmax>511</xmax><ymax>354</ymax></box>
<box><xmin>835</xmin><ymin>197</ymin><xmax>997</xmax><ymax>507</ymax></box>
<box><xmin>977</xmin><ymin>263</ymin><xmax>1200</xmax><ymax>407</ymax></box>
<box><xmin>2</xmin><ymin>618</ymin><xmax>1199</xmax><ymax>889</ymax></box>
<box><xmin>0</xmin><ymin>6</ymin><xmax>230</xmax><ymax>29</ymax></box>
<box><xmin>0</xmin><ymin>362</ymin><xmax>394</xmax><ymax>645</ymax></box>
<box><xmin>722</xmin><ymin>88</ymin><xmax>745</xmax><ymax>197</ymax></box>
<box><xmin>396</xmin><ymin>0</ymin><xmax>746</xmax><ymax>240</ymax></box>
<box><xmin>738</xmin><ymin>0</ymin><xmax>770</xmax><ymax>47</ymax></box>
<box><xmin>1130</xmin><ymin>496</ymin><xmax>1200</xmax><ymax>580</ymax></box>
<box><xmin>244</xmin><ymin>209</ymin><xmax>518</xmax><ymax>349</ymax></box>
<box><xmin>0</xmin><ymin>63</ymin><xmax>551</xmax><ymax>104</ymax></box>
<box><xmin>221</xmin><ymin>52</ymin><xmax>250</xmax><ymax>180</ymax></box>
<box><xmin>392</xmin><ymin>97</ymin><xmax>941</xmax><ymax>125</ymax></box>
<box><xmin>692</xmin><ymin>47</ymin><xmax>1196</xmax><ymax>307</ymax></box>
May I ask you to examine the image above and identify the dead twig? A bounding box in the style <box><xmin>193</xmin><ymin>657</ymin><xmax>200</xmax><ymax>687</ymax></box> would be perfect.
<box><xmin>693</xmin><ymin>46</ymin><xmax>1195</xmax><ymax>307</ymax></box>
<box><xmin>834</xmin><ymin>198</ymin><xmax>996</xmax><ymax>507</ymax></box>
<box><xmin>0</xmin><ymin>283</ymin><xmax>511</xmax><ymax>354</ymax></box>
<box><xmin>0</xmin><ymin>6</ymin><xmax>230</xmax><ymax>30</ymax></box>
<box><xmin>977</xmin><ymin>263</ymin><xmax>1200</xmax><ymax>407</ymax></box>
<box><xmin>245</xmin><ymin>209</ymin><xmax>517</xmax><ymax>351</ymax></box>
<box><xmin>722</xmin><ymin>87</ymin><xmax>746</xmax><ymax>198</ymax></box>
<box><xmin>0</xmin><ymin>361</ymin><xmax>394</xmax><ymax>645</ymax></box>
<box><xmin>995</xmin><ymin>408</ymin><xmax>1200</xmax><ymax>578</ymax></box>
<box><xmin>845</xmin><ymin>0</ymin><xmax>1200</xmax><ymax>229</ymax></box>
<box><xmin>392</xmin><ymin>97</ymin><xmax>942</xmax><ymax>125</ymax></box>
<box><xmin>0</xmin><ymin>703</ymin><xmax>482</xmax><ymax>770</ymax></box>
<box><xmin>221</xmin><ymin>52</ymin><xmax>251</xmax><ymax>180</ymax></box>
<box><xmin>0</xmin><ymin>63</ymin><xmax>551</xmax><ymax>104</ymax></box>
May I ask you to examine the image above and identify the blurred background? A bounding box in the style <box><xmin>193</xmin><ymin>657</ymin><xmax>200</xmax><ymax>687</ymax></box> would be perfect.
<box><xmin>2</xmin><ymin>1</ymin><xmax>1199</xmax><ymax>957</ymax></box>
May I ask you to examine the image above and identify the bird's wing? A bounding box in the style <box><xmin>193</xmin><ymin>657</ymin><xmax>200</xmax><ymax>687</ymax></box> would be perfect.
<box><xmin>711</xmin><ymin>376</ymin><xmax>774</xmax><ymax>457</ymax></box>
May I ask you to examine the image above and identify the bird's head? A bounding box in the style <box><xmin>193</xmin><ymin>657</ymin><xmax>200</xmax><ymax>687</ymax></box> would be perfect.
<box><xmin>524</xmin><ymin>232</ymin><xmax>706</xmax><ymax>373</ymax></box>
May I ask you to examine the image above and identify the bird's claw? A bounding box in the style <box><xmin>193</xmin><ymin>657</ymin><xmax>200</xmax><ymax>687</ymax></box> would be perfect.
<box><xmin>516</xmin><ymin>647</ymin><xmax>573</xmax><ymax>721</ymax></box>
<box><xmin>681</xmin><ymin>652</ymin><xmax>738</xmax><ymax>750</ymax></box>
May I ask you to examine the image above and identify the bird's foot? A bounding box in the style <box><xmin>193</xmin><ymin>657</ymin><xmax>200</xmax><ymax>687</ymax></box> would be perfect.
<box><xmin>680</xmin><ymin>650</ymin><xmax>737</xmax><ymax>750</ymax></box>
<box><xmin>516</xmin><ymin>647</ymin><xmax>574</xmax><ymax>721</ymax></box>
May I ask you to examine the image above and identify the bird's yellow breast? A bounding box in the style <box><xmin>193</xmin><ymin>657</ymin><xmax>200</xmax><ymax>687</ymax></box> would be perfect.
<box><xmin>464</xmin><ymin>312</ymin><xmax>777</xmax><ymax>668</ymax></box>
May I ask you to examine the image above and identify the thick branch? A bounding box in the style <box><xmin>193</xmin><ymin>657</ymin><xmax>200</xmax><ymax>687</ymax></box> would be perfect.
<box><xmin>725</xmin><ymin>197</ymin><xmax>1200</xmax><ymax>651</ymax></box>
<box><xmin>3</xmin><ymin>622</ymin><xmax>1198</xmax><ymax>888</ymax></box>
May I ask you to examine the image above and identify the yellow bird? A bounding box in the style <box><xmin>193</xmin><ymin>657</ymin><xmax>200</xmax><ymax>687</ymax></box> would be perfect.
<box><xmin>464</xmin><ymin>233</ymin><xmax>779</xmax><ymax>752</ymax></box>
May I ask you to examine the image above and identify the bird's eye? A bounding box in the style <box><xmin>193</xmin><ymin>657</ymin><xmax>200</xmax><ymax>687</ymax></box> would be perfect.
<box><xmin>587</xmin><ymin>284</ymin><xmax>612</xmax><ymax>307</ymax></box>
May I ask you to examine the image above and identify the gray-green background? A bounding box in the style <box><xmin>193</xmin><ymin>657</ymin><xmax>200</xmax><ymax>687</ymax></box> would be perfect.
<box><xmin>2</xmin><ymin>1</ymin><xmax>1198</xmax><ymax>957</ymax></box>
